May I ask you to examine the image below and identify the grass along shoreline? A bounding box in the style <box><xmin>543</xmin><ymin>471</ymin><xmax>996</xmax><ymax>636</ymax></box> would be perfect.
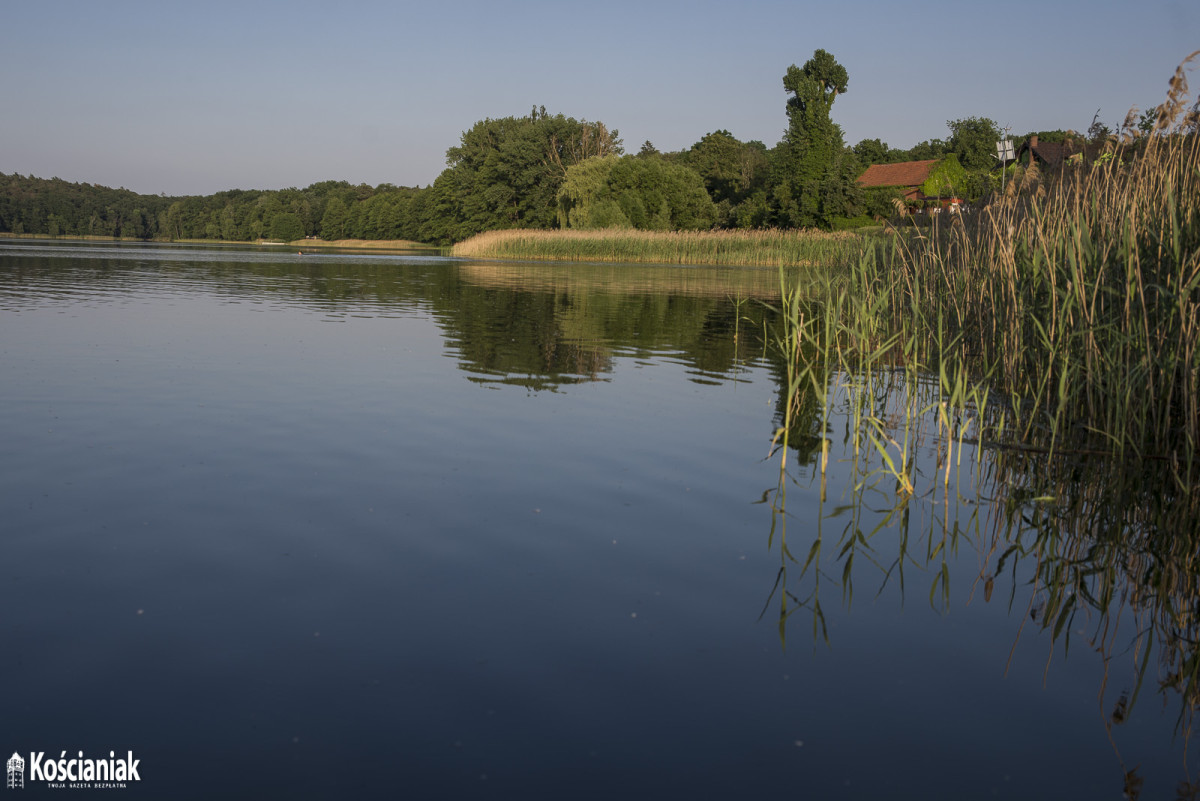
<box><xmin>451</xmin><ymin>227</ymin><xmax>868</xmax><ymax>268</ymax></box>
<box><xmin>283</xmin><ymin>238</ymin><xmax>434</xmax><ymax>251</ymax></box>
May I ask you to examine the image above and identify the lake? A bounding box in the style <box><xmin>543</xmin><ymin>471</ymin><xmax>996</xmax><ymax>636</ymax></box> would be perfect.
<box><xmin>0</xmin><ymin>240</ymin><xmax>1191</xmax><ymax>799</ymax></box>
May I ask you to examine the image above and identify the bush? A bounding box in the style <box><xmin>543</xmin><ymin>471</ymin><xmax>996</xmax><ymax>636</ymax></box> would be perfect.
<box><xmin>831</xmin><ymin>215</ymin><xmax>875</xmax><ymax>230</ymax></box>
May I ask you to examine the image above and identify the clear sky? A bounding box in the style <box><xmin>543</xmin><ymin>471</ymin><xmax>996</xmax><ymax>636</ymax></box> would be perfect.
<box><xmin>2</xmin><ymin>0</ymin><xmax>1196</xmax><ymax>196</ymax></box>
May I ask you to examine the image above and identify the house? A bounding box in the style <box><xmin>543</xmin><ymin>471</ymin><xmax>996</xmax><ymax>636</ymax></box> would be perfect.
<box><xmin>1014</xmin><ymin>135</ymin><xmax>1103</xmax><ymax>170</ymax></box>
<box><xmin>857</xmin><ymin>159</ymin><xmax>962</xmax><ymax>212</ymax></box>
<box><xmin>1015</xmin><ymin>135</ymin><xmax>1072</xmax><ymax>168</ymax></box>
<box><xmin>856</xmin><ymin>159</ymin><xmax>939</xmax><ymax>201</ymax></box>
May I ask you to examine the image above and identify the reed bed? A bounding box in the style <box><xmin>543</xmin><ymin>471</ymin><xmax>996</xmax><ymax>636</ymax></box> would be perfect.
<box><xmin>451</xmin><ymin>227</ymin><xmax>865</xmax><ymax>268</ymax></box>
<box><xmin>773</xmin><ymin>53</ymin><xmax>1200</xmax><ymax>501</ymax></box>
<box><xmin>766</xmin><ymin>56</ymin><xmax>1200</xmax><ymax>728</ymax></box>
<box><xmin>891</xmin><ymin>109</ymin><xmax>1199</xmax><ymax>475</ymax></box>
<box><xmin>762</xmin><ymin>56</ymin><xmax>1200</xmax><ymax>770</ymax></box>
<box><xmin>288</xmin><ymin>238</ymin><xmax>432</xmax><ymax>250</ymax></box>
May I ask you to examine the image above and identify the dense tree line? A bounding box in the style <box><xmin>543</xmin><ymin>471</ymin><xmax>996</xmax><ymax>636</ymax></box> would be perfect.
<box><xmin>0</xmin><ymin>172</ymin><xmax>435</xmax><ymax>244</ymax></box>
<box><xmin>6</xmin><ymin>49</ymin><xmax>1163</xmax><ymax>244</ymax></box>
<box><xmin>0</xmin><ymin>173</ymin><xmax>170</xmax><ymax>239</ymax></box>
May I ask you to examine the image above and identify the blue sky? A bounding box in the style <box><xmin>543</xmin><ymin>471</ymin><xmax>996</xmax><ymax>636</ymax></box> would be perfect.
<box><xmin>2</xmin><ymin>0</ymin><xmax>1196</xmax><ymax>196</ymax></box>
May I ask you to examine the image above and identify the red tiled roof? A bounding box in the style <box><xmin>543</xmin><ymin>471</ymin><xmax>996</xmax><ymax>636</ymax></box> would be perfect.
<box><xmin>856</xmin><ymin>159</ymin><xmax>939</xmax><ymax>189</ymax></box>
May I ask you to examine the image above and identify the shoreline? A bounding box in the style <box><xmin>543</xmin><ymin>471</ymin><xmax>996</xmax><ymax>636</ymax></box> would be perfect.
<box><xmin>449</xmin><ymin>227</ymin><xmax>871</xmax><ymax>268</ymax></box>
<box><xmin>0</xmin><ymin>232</ymin><xmax>440</xmax><ymax>253</ymax></box>
<box><xmin>283</xmin><ymin>237</ymin><xmax>437</xmax><ymax>252</ymax></box>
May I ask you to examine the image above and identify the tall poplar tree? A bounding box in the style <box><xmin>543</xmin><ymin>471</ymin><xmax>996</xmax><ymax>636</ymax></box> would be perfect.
<box><xmin>775</xmin><ymin>49</ymin><xmax>849</xmax><ymax>227</ymax></box>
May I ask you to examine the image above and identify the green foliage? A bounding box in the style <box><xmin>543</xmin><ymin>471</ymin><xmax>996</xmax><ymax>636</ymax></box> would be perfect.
<box><xmin>0</xmin><ymin>173</ymin><xmax>435</xmax><ymax>244</ymax></box>
<box><xmin>3</xmin><ymin>60</ymin><xmax>1124</xmax><ymax>246</ymax></box>
<box><xmin>818</xmin><ymin>148</ymin><xmax>865</xmax><ymax>225</ymax></box>
<box><xmin>783</xmin><ymin>49</ymin><xmax>848</xmax><ymax>111</ymax></box>
<box><xmin>897</xmin><ymin>139</ymin><xmax>948</xmax><ymax>162</ymax></box>
<box><xmin>268</xmin><ymin>212</ymin><xmax>304</xmax><ymax>242</ymax></box>
<box><xmin>684</xmin><ymin>130</ymin><xmax>770</xmax><ymax>208</ymax></box>
<box><xmin>320</xmin><ymin>196</ymin><xmax>348</xmax><ymax>240</ymax></box>
<box><xmin>862</xmin><ymin>186</ymin><xmax>902</xmax><ymax>218</ymax></box>
<box><xmin>778</xmin><ymin>50</ymin><xmax>848</xmax><ymax>189</ymax></box>
<box><xmin>733</xmin><ymin>190</ymin><xmax>772</xmax><ymax>229</ymax></box>
<box><xmin>120</xmin><ymin>208</ymin><xmax>151</xmax><ymax>239</ymax></box>
<box><xmin>1022</xmin><ymin>129</ymin><xmax>1075</xmax><ymax>144</ymax></box>
<box><xmin>768</xmin><ymin>50</ymin><xmax>861</xmax><ymax>229</ymax></box>
<box><xmin>0</xmin><ymin>173</ymin><xmax>170</xmax><ymax>239</ymax></box>
<box><xmin>610</xmin><ymin>158</ymin><xmax>717</xmax><ymax>230</ymax></box>
<box><xmin>557</xmin><ymin>156</ymin><xmax>623</xmax><ymax>229</ymax></box>
<box><xmin>852</xmin><ymin>138</ymin><xmax>890</xmax><ymax>166</ymax></box>
<box><xmin>435</xmin><ymin>109</ymin><xmax>622</xmax><ymax>242</ymax></box>
<box><xmin>830</xmin><ymin>214</ymin><xmax>875</xmax><ymax>230</ymax></box>
<box><xmin>946</xmin><ymin>116</ymin><xmax>1001</xmax><ymax>170</ymax></box>
<box><xmin>920</xmin><ymin>154</ymin><xmax>967</xmax><ymax>198</ymax></box>
<box><xmin>1087</xmin><ymin>109</ymin><xmax>1113</xmax><ymax>143</ymax></box>
<box><xmin>557</xmin><ymin>156</ymin><xmax>716</xmax><ymax>231</ymax></box>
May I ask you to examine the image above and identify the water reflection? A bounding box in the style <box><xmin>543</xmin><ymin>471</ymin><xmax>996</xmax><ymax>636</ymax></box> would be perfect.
<box><xmin>763</xmin><ymin>355</ymin><xmax>1200</xmax><ymax>796</ymax></box>
<box><xmin>442</xmin><ymin>262</ymin><xmax>783</xmax><ymax>390</ymax></box>
<box><xmin>0</xmin><ymin>242</ymin><xmax>779</xmax><ymax>391</ymax></box>
<box><xmin>3</xmin><ymin>240</ymin><xmax>1196</xmax><ymax>796</ymax></box>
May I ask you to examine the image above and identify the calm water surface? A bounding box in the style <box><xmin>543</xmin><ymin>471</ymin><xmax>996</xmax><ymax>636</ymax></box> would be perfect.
<box><xmin>0</xmin><ymin>241</ymin><xmax>1190</xmax><ymax>799</ymax></box>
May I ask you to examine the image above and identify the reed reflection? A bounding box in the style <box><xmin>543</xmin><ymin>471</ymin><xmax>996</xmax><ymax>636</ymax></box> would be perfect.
<box><xmin>763</xmin><ymin>359</ymin><xmax>1200</xmax><ymax>797</ymax></box>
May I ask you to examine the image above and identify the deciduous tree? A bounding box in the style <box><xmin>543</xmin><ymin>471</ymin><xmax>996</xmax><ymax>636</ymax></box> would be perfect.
<box><xmin>439</xmin><ymin>109</ymin><xmax>623</xmax><ymax>240</ymax></box>
<box><xmin>773</xmin><ymin>49</ymin><xmax>850</xmax><ymax>227</ymax></box>
<box><xmin>268</xmin><ymin>212</ymin><xmax>304</xmax><ymax>243</ymax></box>
<box><xmin>557</xmin><ymin>156</ymin><xmax>716</xmax><ymax>231</ymax></box>
<box><xmin>320</xmin><ymin>196</ymin><xmax>348</xmax><ymax>240</ymax></box>
<box><xmin>946</xmin><ymin>117</ymin><xmax>1000</xmax><ymax>170</ymax></box>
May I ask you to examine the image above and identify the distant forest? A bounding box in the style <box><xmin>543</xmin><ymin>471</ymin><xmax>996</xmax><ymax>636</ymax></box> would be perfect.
<box><xmin>1</xmin><ymin>50</ymin><xmax>1165</xmax><ymax>246</ymax></box>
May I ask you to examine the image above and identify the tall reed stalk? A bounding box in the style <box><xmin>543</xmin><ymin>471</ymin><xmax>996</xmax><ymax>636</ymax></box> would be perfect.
<box><xmin>765</xmin><ymin>53</ymin><xmax>1200</xmax><ymax>666</ymax></box>
<box><xmin>780</xmin><ymin>53</ymin><xmax>1200</xmax><ymax>496</ymax></box>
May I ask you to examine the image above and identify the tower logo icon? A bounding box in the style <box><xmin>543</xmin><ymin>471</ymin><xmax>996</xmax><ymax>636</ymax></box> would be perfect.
<box><xmin>6</xmin><ymin>752</ymin><xmax>24</xmax><ymax>789</ymax></box>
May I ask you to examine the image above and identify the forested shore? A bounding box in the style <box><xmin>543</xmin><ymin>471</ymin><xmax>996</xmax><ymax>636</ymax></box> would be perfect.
<box><xmin>1</xmin><ymin>49</ymin><xmax>1182</xmax><ymax>249</ymax></box>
